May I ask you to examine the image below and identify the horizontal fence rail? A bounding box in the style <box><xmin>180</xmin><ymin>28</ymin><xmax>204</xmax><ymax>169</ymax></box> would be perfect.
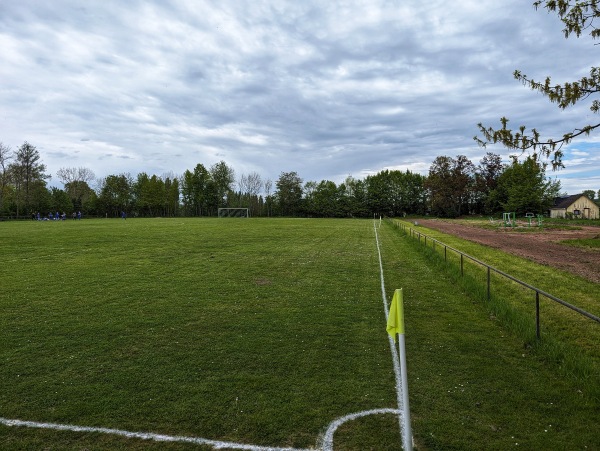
<box><xmin>390</xmin><ymin>220</ymin><xmax>600</xmax><ymax>339</ymax></box>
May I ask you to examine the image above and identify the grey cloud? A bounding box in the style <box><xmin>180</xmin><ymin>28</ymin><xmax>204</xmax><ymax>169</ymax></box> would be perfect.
<box><xmin>0</xmin><ymin>0</ymin><xmax>597</xmax><ymax>194</ymax></box>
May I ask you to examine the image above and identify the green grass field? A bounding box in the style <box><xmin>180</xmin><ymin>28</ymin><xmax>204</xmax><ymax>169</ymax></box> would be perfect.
<box><xmin>1</xmin><ymin>218</ymin><xmax>599</xmax><ymax>450</ymax></box>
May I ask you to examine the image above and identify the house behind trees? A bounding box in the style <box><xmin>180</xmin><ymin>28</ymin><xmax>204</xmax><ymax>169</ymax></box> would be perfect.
<box><xmin>550</xmin><ymin>194</ymin><xmax>599</xmax><ymax>219</ymax></box>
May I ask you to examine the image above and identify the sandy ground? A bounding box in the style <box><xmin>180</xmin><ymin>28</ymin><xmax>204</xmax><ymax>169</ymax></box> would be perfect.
<box><xmin>416</xmin><ymin>219</ymin><xmax>600</xmax><ymax>284</ymax></box>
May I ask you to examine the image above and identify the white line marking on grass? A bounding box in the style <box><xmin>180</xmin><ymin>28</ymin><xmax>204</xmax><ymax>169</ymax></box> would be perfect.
<box><xmin>0</xmin><ymin>417</ymin><xmax>312</xmax><ymax>451</ymax></box>
<box><xmin>320</xmin><ymin>408</ymin><xmax>400</xmax><ymax>451</ymax></box>
<box><xmin>373</xmin><ymin>221</ymin><xmax>407</xmax><ymax>440</ymax></box>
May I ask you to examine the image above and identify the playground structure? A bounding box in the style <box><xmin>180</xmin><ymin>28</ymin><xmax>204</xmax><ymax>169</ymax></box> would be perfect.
<box><xmin>489</xmin><ymin>212</ymin><xmax>544</xmax><ymax>228</ymax></box>
<box><xmin>527</xmin><ymin>214</ymin><xmax>544</xmax><ymax>228</ymax></box>
<box><xmin>502</xmin><ymin>212</ymin><xmax>516</xmax><ymax>228</ymax></box>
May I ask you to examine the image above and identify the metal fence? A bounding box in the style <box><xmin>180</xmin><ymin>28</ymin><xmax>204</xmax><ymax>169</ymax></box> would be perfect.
<box><xmin>390</xmin><ymin>220</ymin><xmax>600</xmax><ymax>339</ymax></box>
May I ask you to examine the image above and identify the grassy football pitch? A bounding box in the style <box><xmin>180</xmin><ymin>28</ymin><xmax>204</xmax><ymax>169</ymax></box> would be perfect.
<box><xmin>1</xmin><ymin>218</ymin><xmax>402</xmax><ymax>450</ymax></box>
<box><xmin>1</xmin><ymin>218</ymin><xmax>598</xmax><ymax>450</ymax></box>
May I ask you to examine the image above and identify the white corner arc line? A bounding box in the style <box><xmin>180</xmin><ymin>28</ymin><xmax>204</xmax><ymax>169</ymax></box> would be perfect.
<box><xmin>0</xmin><ymin>417</ymin><xmax>312</xmax><ymax>451</ymax></box>
<box><xmin>320</xmin><ymin>408</ymin><xmax>400</xmax><ymax>451</ymax></box>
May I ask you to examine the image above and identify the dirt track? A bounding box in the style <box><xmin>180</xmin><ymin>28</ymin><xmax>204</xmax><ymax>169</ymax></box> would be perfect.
<box><xmin>417</xmin><ymin>219</ymin><xmax>600</xmax><ymax>284</ymax></box>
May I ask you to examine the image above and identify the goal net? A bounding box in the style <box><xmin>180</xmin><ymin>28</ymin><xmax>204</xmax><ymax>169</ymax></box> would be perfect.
<box><xmin>218</xmin><ymin>208</ymin><xmax>250</xmax><ymax>218</ymax></box>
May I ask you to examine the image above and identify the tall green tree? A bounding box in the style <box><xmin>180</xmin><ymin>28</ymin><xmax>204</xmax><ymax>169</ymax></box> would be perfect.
<box><xmin>147</xmin><ymin>175</ymin><xmax>166</xmax><ymax>216</ymax></box>
<box><xmin>263</xmin><ymin>179</ymin><xmax>273</xmax><ymax>217</ymax></box>
<box><xmin>310</xmin><ymin>180</ymin><xmax>340</xmax><ymax>217</ymax></box>
<box><xmin>491</xmin><ymin>155</ymin><xmax>561</xmax><ymax>214</ymax></box>
<box><xmin>10</xmin><ymin>142</ymin><xmax>49</xmax><ymax>216</ymax></box>
<box><xmin>302</xmin><ymin>181</ymin><xmax>318</xmax><ymax>216</ymax></box>
<box><xmin>473</xmin><ymin>152</ymin><xmax>505</xmax><ymax>214</ymax></box>
<box><xmin>50</xmin><ymin>187</ymin><xmax>73</xmax><ymax>214</ymax></box>
<box><xmin>181</xmin><ymin>169</ymin><xmax>195</xmax><ymax>215</ymax></box>
<box><xmin>275</xmin><ymin>171</ymin><xmax>303</xmax><ymax>216</ymax></box>
<box><xmin>365</xmin><ymin>172</ymin><xmax>387</xmax><ymax>216</ymax></box>
<box><xmin>400</xmin><ymin>170</ymin><xmax>428</xmax><ymax>215</ymax></box>
<box><xmin>163</xmin><ymin>175</ymin><xmax>180</xmax><ymax>217</ymax></box>
<box><xmin>210</xmin><ymin>161</ymin><xmax>235</xmax><ymax>212</ymax></box>
<box><xmin>476</xmin><ymin>1</ymin><xmax>600</xmax><ymax>168</ymax></box>
<box><xmin>97</xmin><ymin>174</ymin><xmax>133</xmax><ymax>217</ymax></box>
<box><xmin>29</xmin><ymin>181</ymin><xmax>52</xmax><ymax>216</ymax></box>
<box><xmin>181</xmin><ymin>164</ymin><xmax>211</xmax><ymax>216</ymax></box>
<box><xmin>425</xmin><ymin>155</ymin><xmax>475</xmax><ymax>217</ymax></box>
<box><xmin>366</xmin><ymin>170</ymin><xmax>427</xmax><ymax>217</ymax></box>
<box><xmin>134</xmin><ymin>172</ymin><xmax>151</xmax><ymax>216</ymax></box>
<box><xmin>338</xmin><ymin>176</ymin><xmax>370</xmax><ymax>218</ymax></box>
<box><xmin>134</xmin><ymin>173</ymin><xmax>172</xmax><ymax>217</ymax></box>
<box><xmin>0</xmin><ymin>143</ymin><xmax>13</xmax><ymax>215</ymax></box>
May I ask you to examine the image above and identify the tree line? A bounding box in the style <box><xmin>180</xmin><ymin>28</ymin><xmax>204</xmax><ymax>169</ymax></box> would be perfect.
<box><xmin>1</xmin><ymin>141</ymin><xmax>598</xmax><ymax>219</ymax></box>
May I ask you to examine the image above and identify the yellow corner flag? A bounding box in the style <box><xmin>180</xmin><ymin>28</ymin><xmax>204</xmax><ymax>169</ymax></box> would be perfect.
<box><xmin>386</xmin><ymin>288</ymin><xmax>405</xmax><ymax>342</ymax></box>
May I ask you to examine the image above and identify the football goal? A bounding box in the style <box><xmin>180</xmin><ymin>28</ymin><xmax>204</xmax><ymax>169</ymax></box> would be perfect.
<box><xmin>218</xmin><ymin>208</ymin><xmax>250</xmax><ymax>218</ymax></box>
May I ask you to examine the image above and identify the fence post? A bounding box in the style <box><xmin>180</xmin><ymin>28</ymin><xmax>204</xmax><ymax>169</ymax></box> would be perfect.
<box><xmin>536</xmin><ymin>292</ymin><xmax>540</xmax><ymax>339</ymax></box>
<box><xmin>460</xmin><ymin>254</ymin><xmax>464</xmax><ymax>276</ymax></box>
<box><xmin>444</xmin><ymin>246</ymin><xmax>447</xmax><ymax>261</ymax></box>
<box><xmin>487</xmin><ymin>267</ymin><xmax>491</xmax><ymax>301</ymax></box>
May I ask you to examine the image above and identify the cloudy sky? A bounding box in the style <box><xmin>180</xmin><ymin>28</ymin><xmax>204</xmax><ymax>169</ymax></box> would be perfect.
<box><xmin>1</xmin><ymin>0</ymin><xmax>599</xmax><ymax>194</ymax></box>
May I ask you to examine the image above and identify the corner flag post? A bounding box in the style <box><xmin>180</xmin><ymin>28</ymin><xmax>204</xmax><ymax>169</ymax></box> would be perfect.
<box><xmin>386</xmin><ymin>288</ymin><xmax>413</xmax><ymax>451</ymax></box>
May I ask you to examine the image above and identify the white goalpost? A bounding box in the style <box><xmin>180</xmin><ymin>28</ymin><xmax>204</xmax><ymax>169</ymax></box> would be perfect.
<box><xmin>218</xmin><ymin>208</ymin><xmax>250</xmax><ymax>218</ymax></box>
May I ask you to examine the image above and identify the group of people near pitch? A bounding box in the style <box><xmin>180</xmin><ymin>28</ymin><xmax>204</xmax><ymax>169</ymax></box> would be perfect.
<box><xmin>32</xmin><ymin>211</ymin><xmax>83</xmax><ymax>221</ymax></box>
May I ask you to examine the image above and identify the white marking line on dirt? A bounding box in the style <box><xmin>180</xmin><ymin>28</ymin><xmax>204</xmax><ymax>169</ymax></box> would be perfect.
<box><xmin>320</xmin><ymin>408</ymin><xmax>399</xmax><ymax>451</ymax></box>
<box><xmin>0</xmin><ymin>417</ymin><xmax>311</xmax><ymax>451</ymax></box>
<box><xmin>373</xmin><ymin>221</ymin><xmax>406</xmax><ymax>438</ymax></box>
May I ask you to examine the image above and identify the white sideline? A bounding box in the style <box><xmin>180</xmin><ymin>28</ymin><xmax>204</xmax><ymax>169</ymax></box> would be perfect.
<box><xmin>0</xmin><ymin>417</ymin><xmax>310</xmax><ymax>451</ymax></box>
<box><xmin>373</xmin><ymin>221</ymin><xmax>407</xmax><ymax>441</ymax></box>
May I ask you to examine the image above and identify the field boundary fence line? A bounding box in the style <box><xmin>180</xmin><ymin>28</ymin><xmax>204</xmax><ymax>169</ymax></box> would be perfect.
<box><xmin>389</xmin><ymin>219</ymin><xmax>600</xmax><ymax>339</ymax></box>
